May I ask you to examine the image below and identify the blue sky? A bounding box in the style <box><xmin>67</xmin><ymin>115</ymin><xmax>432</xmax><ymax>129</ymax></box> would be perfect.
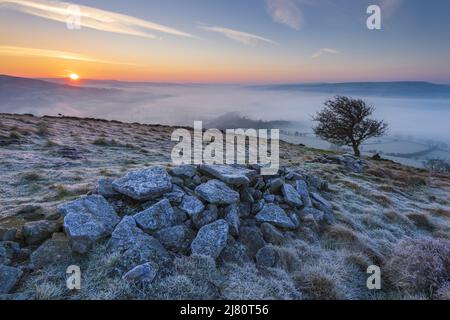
<box><xmin>0</xmin><ymin>0</ymin><xmax>449</xmax><ymax>83</ymax></box>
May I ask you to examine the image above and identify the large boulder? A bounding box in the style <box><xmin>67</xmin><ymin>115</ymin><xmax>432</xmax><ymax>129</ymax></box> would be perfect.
<box><xmin>191</xmin><ymin>220</ymin><xmax>229</xmax><ymax>259</ymax></box>
<box><xmin>195</xmin><ymin>180</ymin><xmax>239</xmax><ymax>205</ymax></box>
<box><xmin>179</xmin><ymin>195</ymin><xmax>205</xmax><ymax>217</ymax></box>
<box><xmin>255</xmin><ymin>204</ymin><xmax>296</xmax><ymax>230</ymax></box>
<box><xmin>134</xmin><ymin>198</ymin><xmax>177</xmax><ymax>233</ymax></box>
<box><xmin>199</xmin><ymin>165</ymin><xmax>256</xmax><ymax>186</ymax></box>
<box><xmin>281</xmin><ymin>184</ymin><xmax>303</xmax><ymax>208</ymax></box>
<box><xmin>112</xmin><ymin>166</ymin><xmax>172</xmax><ymax>201</ymax></box>
<box><xmin>22</xmin><ymin>220</ymin><xmax>60</xmax><ymax>245</ymax></box>
<box><xmin>58</xmin><ymin>195</ymin><xmax>120</xmax><ymax>254</ymax></box>
<box><xmin>0</xmin><ymin>265</ymin><xmax>23</xmax><ymax>294</ymax></box>
<box><xmin>108</xmin><ymin>216</ymin><xmax>172</xmax><ymax>275</ymax></box>
<box><xmin>30</xmin><ymin>233</ymin><xmax>73</xmax><ymax>269</ymax></box>
<box><xmin>155</xmin><ymin>225</ymin><xmax>194</xmax><ymax>253</ymax></box>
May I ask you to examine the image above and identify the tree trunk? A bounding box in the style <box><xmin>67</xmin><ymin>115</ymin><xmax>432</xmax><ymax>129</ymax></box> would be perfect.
<box><xmin>352</xmin><ymin>142</ymin><xmax>360</xmax><ymax>157</ymax></box>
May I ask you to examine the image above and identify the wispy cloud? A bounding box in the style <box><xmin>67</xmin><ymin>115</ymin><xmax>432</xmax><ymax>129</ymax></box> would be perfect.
<box><xmin>198</xmin><ymin>25</ymin><xmax>276</xmax><ymax>45</ymax></box>
<box><xmin>0</xmin><ymin>45</ymin><xmax>138</xmax><ymax>65</ymax></box>
<box><xmin>0</xmin><ymin>0</ymin><xmax>195</xmax><ymax>39</ymax></box>
<box><xmin>380</xmin><ymin>0</ymin><xmax>402</xmax><ymax>18</ymax></box>
<box><xmin>312</xmin><ymin>48</ymin><xmax>340</xmax><ymax>59</ymax></box>
<box><xmin>265</xmin><ymin>0</ymin><xmax>303</xmax><ymax>30</ymax></box>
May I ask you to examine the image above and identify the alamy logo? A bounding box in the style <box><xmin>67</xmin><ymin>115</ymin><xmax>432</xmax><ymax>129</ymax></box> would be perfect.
<box><xmin>66</xmin><ymin>265</ymin><xmax>81</xmax><ymax>290</ymax></box>
<box><xmin>367</xmin><ymin>5</ymin><xmax>382</xmax><ymax>30</ymax></box>
<box><xmin>66</xmin><ymin>5</ymin><xmax>81</xmax><ymax>30</ymax></box>
<box><xmin>366</xmin><ymin>265</ymin><xmax>381</xmax><ymax>290</ymax></box>
<box><xmin>171</xmin><ymin>121</ymin><xmax>279</xmax><ymax>175</ymax></box>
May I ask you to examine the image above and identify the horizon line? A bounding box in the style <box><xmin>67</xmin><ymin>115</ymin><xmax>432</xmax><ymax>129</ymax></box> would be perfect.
<box><xmin>1</xmin><ymin>73</ymin><xmax>450</xmax><ymax>86</ymax></box>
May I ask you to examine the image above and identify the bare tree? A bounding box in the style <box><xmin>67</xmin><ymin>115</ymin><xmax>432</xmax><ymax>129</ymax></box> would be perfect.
<box><xmin>313</xmin><ymin>96</ymin><xmax>388</xmax><ymax>157</ymax></box>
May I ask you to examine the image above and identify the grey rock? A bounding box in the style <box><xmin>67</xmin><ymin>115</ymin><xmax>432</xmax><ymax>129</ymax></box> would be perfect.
<box><xmin>263</xmin><ymin>193</ymin><xmax>275</xmax><ymax>203</ymax></box>
<box><xmin>192</xmin><ymin>204</ymin><xmax>218</xmax><ymax>229</ymax></box>
<box><xmin>108</xmin><ymin>216</ymin><xmax>172</xmax><ymax>274</ymax></box>
<box><xmin>311</xmin><ymin>192</ymin><xmax>333</xmax><ymax>211</ymax></box>
<box><xmin>311</xmin><ymin>193</ymin><xmax>336</xmax><ymax>224</ymax></box>
<box><xmin>165</xmin><ymin>185</ymin><xmax>185</xmax><ymax>205</ymax></box>
<box><xmin>195</xmin><ymin>180</ymin><xmax>240</xmax><ymax>205</ymax></box>
<box><xmin>171</xmin><ymin>176</ymin><xmax>185</xmax><ymax>186</ymax></box>
<box><xmin>0</xmin><ymin>241</ymin><xmax>20</xmax><ymax>266</ymax></box>
<box><xmin>256</xmin><ymin>246</ymin><xmax>278</xmax><ymax>268</ymax></box>
<box><xmin>179</xmin><ymin>195</ymin><xmax>205</xmax><ymax>217</ymax></box>
<box><xmin>0</xmin><ymin>227</ymin><xmax>17</xmax><ymax>242</ymax></box>
<box><xmin>253</xmin><ymin>190</ymin><xmax>263</xmax><ymax>200</ymax></box>
<box><xmin>199</xmin><ymin>165</ymin><xmax>256</xmax><ymax>186</ymax></box>
<box><xmin>224</xmin><ymin>204</ymin><xmax>240</xmax><ymax>236</ymax></box>
<box><xmin>219</xmin><ymin>238</ymin><xmax>250</xmax><ymax>265</ymax></box>
<box><xmin>306</xmin><ymin>175</ymin><xmax>328</xmax><ymax>191</ymax></box>
<box><xmin>172</xmin><ymin>207</ymin><xmax>188</xmax><ymax>224</ymax></box>
<box><xmin>285</xmin><ymin>171</ymin><xmax>304</xmax><ymax>181</ymax></box>
<box><xmin>295</xmin><ymin>180</ymin><xmax>312</xmax><ymax>207</ymax></box>
<box><xmin>155</xmin><ymin>225</ymin><xmax>194</xmax><ymax>253</ymax></box>
<box><xmin>251</xmin><ymin>200</ymin><xmax>265</xmax><ymax>215</ymax></box>
<box><xmin>301</xmin><ymin>207</ymin><xmax>325</xmax><ymax>223</ymax></box>
<box><xmin>260</xmin><ymin>223</ymin><xmax>284</xmax><ymax>245</ymax></box>
<box><xmin>22</xmin><ymin>220</ymin><xmax>60</xmax><ymax>245</ymax></box>
<box><xmin>170</xmin><ymin>165</ymin><xmax>197</xmax><ymax>179</ymax></box>
<box><xmin>255</xmin><ymin>204</ymin><xmax>296</xmax><ymax>229</ymax></box>
<box><xmin>269</xmin><ymin>177</ymin><xmax>284</xmax><ymax>193</ymax></box>
<box><xmin>239</xmin><ymin>226</ymin><xmax>266</xmax><ymax>259</ymax></box>
<box><xmin>0</xmin><ymin>265</ymin><xmax>23</xmax><ymax>294</ymax></box>
<box><xmin>240</xmin><ymin>188</ymin><xmax>254</xmax><ymax>203</ymax></box>
<box><xmin>112</xmin><ymin>166</ymin><xmax>172</xmax><ymax>201</ymax></box>
<box><xmin>192</xmin><ymin>175</ymin><xmax>202</xmax><ymax>185</ymax></box>
<box><xmin>59</xmin><ymin>195</ymin><xmax>120</xmax><ymax>254</ymax></box>
<box><xmin>281</xmin><ymin>184</ymin><xmax>303</xmax><ymax>208</ymax></box>
<box><xmin>122</xmin><ymin>262</ymin><xmax>157</xmax><ymax>284</ymax></box>
<box><xmin>30</xmin><ymin>233</ymin><xmax>72</xmax><ymax>269</ymax></box>
<box><xmin>134</xmin><ymin>198</ymin><xmax>177</xmax><ymax>233</ymax></box>
<box><xmin>97</xmin><ymin>178</ymin><xmax>120</xmax><ymax>198</ymax></box>
<box><xmin>191</xmin><ymin>220</ymin><xmax>229</xmax><ymax>259</ymax></box>
<box><xmin>238</xmin><ymin>202</ymin><xmax>252</xmax><ymax>218</ymax></box>
<box><xmin>290</xmin><ymin>213</ymin><xmax>300</xmax><ymax>229</ymax></box>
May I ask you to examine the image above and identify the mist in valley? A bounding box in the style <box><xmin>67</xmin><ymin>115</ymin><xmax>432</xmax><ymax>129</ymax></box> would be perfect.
<box><xmin>1</xmin><ymin>75</ymin><xmax>450</xmax><ymax>166</ymax></box>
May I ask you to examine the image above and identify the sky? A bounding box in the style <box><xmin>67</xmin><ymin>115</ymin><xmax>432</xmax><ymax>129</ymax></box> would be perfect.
<box><xmin>0</xmin><ymin>0</ymin><xmax>449</xmax><ymax>83</ymax></box>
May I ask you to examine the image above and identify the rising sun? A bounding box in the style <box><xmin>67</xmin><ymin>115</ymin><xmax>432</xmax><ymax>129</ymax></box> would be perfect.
<box><xmin>69</xmin><ymin>73</ymin><xmax>79</xmax><ymax>80</ymax></box>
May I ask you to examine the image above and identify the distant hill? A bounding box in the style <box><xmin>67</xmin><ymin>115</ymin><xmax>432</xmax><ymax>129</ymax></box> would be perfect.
<box><xmin>0</xmin><ymin>74</ymin><xmax>118</xmax><ymax>94</ymax></box>
<box><xmin>252</xmin><ymin>81</ymin><xmax>450</xmax><ymax>98</ymax></box>
<box><xmin>0</xmin><ymin>75</ymin><xmax>123</xmax><ymax>114</ymax></box>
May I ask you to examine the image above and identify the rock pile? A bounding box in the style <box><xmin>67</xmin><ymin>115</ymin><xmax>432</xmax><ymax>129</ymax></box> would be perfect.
<box><xmin>0</xmin><ymin>164</ymin><xmax>336</xmax><ymax>293</ymax></box>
